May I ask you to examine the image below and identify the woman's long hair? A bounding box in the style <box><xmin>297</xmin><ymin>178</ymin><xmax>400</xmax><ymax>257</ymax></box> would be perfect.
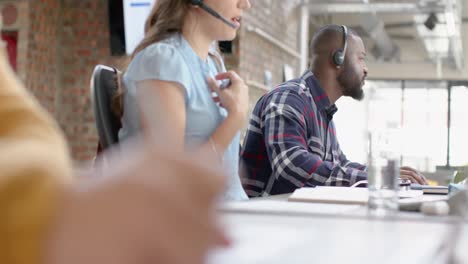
<box><xmin>112</xmin><ymin>0</ymin><xmax>190</xmax><ymax>117</ymax></box>
<box><xmin>132</xmin><ymin>0</ymin><xmax>190</xmax><ymax>58</ymax></box>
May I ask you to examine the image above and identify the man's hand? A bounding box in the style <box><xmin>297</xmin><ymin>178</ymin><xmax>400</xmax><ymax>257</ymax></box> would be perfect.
<box><xmin>400</xmin><ymin>166</ymin><xmax>428</xmax><ymax>185</ymax></box>
<box><xmin>46</xmin><ymin>141</ymin><xmax>228</xmax><ymax>264</ymax></box>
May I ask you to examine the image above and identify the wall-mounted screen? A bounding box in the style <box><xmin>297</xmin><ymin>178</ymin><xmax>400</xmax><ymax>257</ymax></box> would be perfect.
<box><xmin>109</xmin><ymin>0</ymin><xmax>156</xmax><ymax>56</ymax></box>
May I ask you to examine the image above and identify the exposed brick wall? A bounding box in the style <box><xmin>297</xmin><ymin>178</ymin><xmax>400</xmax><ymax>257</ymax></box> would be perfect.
<box><xmin>59</xmin><ymin>0</ymin><xmax>128</xmax><ymax>161</ymax></box>
<box><xmin>9</xmin><ymin>0</ymin><xmax>128</xmax><ymax>162</ymax></box>
<box><xmin>239</xmin><ymin>0</ymin><xmax>301</xmax><ymax>101</ymax></box>
<box><xmin>15</xmin><ymin>2</ymin><xmax>28</xmax><ymax>82</ymax></box>
<box><xmin>24</xmin><ymin>0</ymin><xmax>61</xmax><ymax>117</ymax></box>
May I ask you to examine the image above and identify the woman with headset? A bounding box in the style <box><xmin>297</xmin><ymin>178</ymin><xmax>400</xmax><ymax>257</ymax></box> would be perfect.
<box><xmin>118</xmin><ymin>0</ymin><xmax>252</xmax><ymax>200</ymax></box>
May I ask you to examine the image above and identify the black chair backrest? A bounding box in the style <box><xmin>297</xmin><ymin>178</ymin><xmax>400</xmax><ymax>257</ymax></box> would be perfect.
<box><xmin>90</xmin><ymin>65</ymin><xmax>121</xmax><ymax>150</ymax></box>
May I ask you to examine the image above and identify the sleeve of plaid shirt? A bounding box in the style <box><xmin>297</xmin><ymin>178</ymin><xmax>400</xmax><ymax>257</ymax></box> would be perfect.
<box><xmin>262</xmin><ymin>90</ymin><xmax>367</xmax><ymax>193</ymax></box>
<box><xmin>337</xmin><ymin>142</ymin><xmax>368</xmax><ymax>176</ymax></box>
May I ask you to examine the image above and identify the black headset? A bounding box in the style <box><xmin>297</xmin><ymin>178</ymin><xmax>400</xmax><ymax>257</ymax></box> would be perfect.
<box><xmin>189</xmin><ymin>0</ymin><xmax>236</xmax><ymax>28</ymax></box>
<box><xmin>332</xmin><ymin>25</ymin><xmax>348</xmax><ymax>67</ymax></box>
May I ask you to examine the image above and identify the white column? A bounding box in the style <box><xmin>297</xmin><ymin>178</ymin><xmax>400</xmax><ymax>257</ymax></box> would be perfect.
<box><xmin>299</xmin><ymin>0</ymin><xmax>309</xmax><ymax>73</ymax></box>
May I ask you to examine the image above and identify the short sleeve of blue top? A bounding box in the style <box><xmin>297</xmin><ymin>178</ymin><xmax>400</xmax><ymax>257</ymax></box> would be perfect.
<box><xmin>119</xmin><ymin>33</ymin><xmax>248</xmax><ymax>201</ymax></box>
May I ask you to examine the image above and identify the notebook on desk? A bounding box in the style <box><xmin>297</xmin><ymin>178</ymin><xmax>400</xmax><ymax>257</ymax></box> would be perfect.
<box><xmin>410</xmin><ymin>184</ymin><xmax>449</xmax><ymax>195</ymax></box>
<box><xmin>351</xmin><ymin>180</ymin><xmax>449</xmax><ymax>195</ymax></box>
<box><xmin>288</xmin><ymin>186</ymin><xmax>423</xmax><ymax>205</ymax></box>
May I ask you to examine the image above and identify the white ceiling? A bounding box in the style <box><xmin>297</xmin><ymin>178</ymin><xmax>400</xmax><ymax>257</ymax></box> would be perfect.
<box><xmin>307</xmin><ymin>0</ymin><xmax>467</xmax><ymax>76</ymax></box>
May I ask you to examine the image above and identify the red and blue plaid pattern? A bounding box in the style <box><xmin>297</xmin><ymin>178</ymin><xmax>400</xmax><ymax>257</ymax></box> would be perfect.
<box><xmin>240</xmin><ymin>71</ymin><xmax>367</xmax><ymax>197</ymax></box>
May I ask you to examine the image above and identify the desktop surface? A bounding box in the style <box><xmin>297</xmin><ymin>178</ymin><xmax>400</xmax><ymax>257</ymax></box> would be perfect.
<box><xmin>212</xmin><ymin>192</ymin><xmax>466</xmax><ymax>264</ymax></box>
<box><xmin>209</xmin><ymin>211</ymin><xmax>468</xmax><ymax>264</ymax></box>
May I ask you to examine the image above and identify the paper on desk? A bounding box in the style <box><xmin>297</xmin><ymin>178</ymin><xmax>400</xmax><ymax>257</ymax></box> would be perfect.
<box><xmin>288</xmin><ymin>187</ymin><xmax>423</xmax><ymax>205</ymax></box>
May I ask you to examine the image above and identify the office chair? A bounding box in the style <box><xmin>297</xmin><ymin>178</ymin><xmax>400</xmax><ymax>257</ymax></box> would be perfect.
<box><xmin>90</xmin><ymin>64</ymin><xmax>122</xmax><ymax>151</ymax></box>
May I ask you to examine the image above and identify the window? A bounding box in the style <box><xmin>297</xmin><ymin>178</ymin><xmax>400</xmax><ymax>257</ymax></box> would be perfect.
<box><xmin>449</xmin><ymin>84</ymin><xmax>468</xmax><ymax>167</ymax></box>
<box><xmin>400</xmin><ymin>81</ymin><xmax>447</xmax><ymax>171</ymax></box>
<box><xmin>335</xmin><ymin>80</ymin><xmax>467</xmax><ymax>174</ymax></box>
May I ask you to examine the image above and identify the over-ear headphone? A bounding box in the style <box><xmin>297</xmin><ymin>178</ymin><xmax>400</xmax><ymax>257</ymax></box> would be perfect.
<box><xmin>332</xmin><ymin>25</ymin><xmax>348</xmax><ymax>67</ymax></box>
<box><xmin>190</xmin><ymin>0</ymin><xmax>202</xmax><ymax>5</ymax></box>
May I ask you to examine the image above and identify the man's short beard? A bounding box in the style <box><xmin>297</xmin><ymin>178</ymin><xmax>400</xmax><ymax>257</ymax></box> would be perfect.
<box><xmin>337</xmin><ymin>67</ymin><xmax>364</xmax><ymax>101</ymax></box>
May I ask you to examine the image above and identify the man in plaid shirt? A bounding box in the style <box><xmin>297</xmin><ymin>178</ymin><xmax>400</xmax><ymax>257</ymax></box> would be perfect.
<box><xmin>240</xmin><ymin>25</ymin><xmax>426</xmax><ymax>197</ymax></box>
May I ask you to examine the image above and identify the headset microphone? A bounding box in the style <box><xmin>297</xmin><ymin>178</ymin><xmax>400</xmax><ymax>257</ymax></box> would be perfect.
<box><xmin>190</xmin><ymin>0</ymin><xmax>237</xmax><ymax>29</ymax></box>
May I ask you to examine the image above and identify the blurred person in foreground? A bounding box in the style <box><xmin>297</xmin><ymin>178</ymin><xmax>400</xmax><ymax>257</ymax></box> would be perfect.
<box><xmin>0</xmin><ymin>16</ymin><xmax>227</xmax><ymax>264</ymax></box>
<box><xmin>241</xmin><ymin>24</ymin><xmax>427</xmax><ymax>197</ymax></box>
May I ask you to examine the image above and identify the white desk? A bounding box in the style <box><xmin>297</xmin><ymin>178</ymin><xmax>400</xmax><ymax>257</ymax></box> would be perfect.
<box><xmin>220</xmin><ymin>193</ymin><xmax>449</xmax><ymax>220</ymax></box>
<box><xmin>210</xmin><ymin>194</ymin><xmax>467</xmax><ymax>264</ymax></box>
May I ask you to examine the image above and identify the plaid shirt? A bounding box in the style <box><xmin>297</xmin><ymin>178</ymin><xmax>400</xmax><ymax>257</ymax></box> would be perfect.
<box><xmin>241</xmin><ymin>71</ymin><xmax>367</xmax><ymax>197</ymax></box>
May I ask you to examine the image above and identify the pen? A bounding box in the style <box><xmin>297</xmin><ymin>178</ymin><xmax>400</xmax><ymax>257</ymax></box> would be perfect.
<box><xmin>219</xmin><ymin>79</ymin><xmax>231</xmax><ymax>89</ymax></box>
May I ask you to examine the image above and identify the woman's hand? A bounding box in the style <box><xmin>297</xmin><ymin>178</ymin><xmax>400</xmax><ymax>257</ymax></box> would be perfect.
<box><xmin>208</xmin><ymin>71</ymin><xmax>249</xmax><ymax>126</ymax></box>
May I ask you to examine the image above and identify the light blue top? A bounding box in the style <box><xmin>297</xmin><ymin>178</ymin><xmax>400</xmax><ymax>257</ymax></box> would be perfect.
<box><xmin>119</xmin><ymin>33</ymin><xmax>248</xmax><ymax>201</ymax></box>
